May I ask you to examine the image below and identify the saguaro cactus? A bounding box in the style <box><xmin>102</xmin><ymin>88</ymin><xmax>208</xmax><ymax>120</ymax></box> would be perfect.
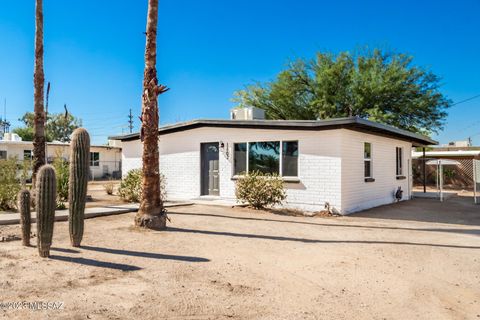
<box><xmin>18</xmin><ymin>190</ymin><xmax>31</xmax><ymax>246</ymax></box>
<box><xmin>36</xmin><ymin>165</ymin><xmax>56</xmax><ymax>258</ymax></box>
<box><xmin>68</xmin><ymin>128</ymin><xmax>90</xmax><ymax>247</ymax></box>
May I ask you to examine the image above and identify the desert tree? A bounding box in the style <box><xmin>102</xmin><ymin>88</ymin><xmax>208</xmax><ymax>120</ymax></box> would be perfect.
<box><xmin>135</xmin><ymin>0</ymin><xmax>169</xmax><ymax>229</ymax></box>
<box><xmin>233</xmin><ymin>49</ymin><xmax>451</xmax><ymax>135</ymax></box>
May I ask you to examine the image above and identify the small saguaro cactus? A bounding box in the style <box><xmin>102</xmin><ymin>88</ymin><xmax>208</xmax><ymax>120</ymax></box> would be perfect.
<box><xmin>68</xmin><ymin>128</ymin><xmax>90</xmax><ymax>247</ymax></box>
<box><xmin>36</xmin><ymin>165</ymin><xmax>57</xmax><ymax>258</ymax></box>
<box><xmin>17</xmin><ymin>190</ymin><xmax>31</xmax><ymax>246</ymax></box>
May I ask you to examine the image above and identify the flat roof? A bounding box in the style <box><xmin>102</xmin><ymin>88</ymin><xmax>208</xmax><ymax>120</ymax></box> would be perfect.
<box><xmin>109</xmin><ymin>117</ymin><xmax>437</xmax><ymax>147</ymax></box>
<box><xmin>0</xmin><ymin>140</ymin><xmax>121</xmax><ymax>150</ymax></box>
<box><xmin>412</xmin><ymin>150</ymin><xmax>480</xmax><ymax>158</ymax></box>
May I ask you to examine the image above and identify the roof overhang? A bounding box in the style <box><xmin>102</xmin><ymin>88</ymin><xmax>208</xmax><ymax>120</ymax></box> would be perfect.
<box><xmin>412</xmin><ymin>150</ymin><xmax>480</xmax><ymax>158</ymax></box>
<box><xmin>109</xmin><ymin>117</ymin><xmax>437</xmax><ymax>147</ymax></box>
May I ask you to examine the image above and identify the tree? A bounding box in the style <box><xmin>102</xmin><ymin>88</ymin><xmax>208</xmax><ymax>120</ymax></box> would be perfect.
<box><xmin>47</xmin><ymin>112</ymin><xmax>82</xmax><ymax>142</ymax></box>
<box><xmin>12</xmin><ymin>112</ymin><xmax>82</xmax><ymax>142</ymax></box>
<box><xmin>32</xmin><ymin>0</ymin><xmax>45</xmax><ymax>186</ymax></box>
<box><xmin>233</xmin><ymin>49</ymin><xmax>451</xmax><ymax>135</ymax></box>
<box><xmin>12</xmin><ymin>127</ymin><xmax>35</xmax><ymax>142</ymax></box>
<box><xmin>135</xmin><ymin>0</ymin><xmax>169</xmax><ymax>230</ymax></box>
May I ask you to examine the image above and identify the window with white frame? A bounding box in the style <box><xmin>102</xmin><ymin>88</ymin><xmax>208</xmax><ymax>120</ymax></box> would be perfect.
<box><xmin>233</xmin><ymin>141</ymin><xmax>298</xmax><ymax>177</ymax></box>
<box><xmin>396</xmin><ymin>147</ymin><xmax>403</xmax><ymax>176</ymax></box>
<box><xmin>364</xmin><ymin>142</ymin><xmax>372</xmax><ymax>178</ymax></box>
<box><xmin>90</xmin><ymin>152</ymin><xmax>100</xmax><ymax>167</ymax></box>
<box><xmin>0</xmin><ymin>150</ymin><xmax>6</xmax><ymax>160</ymax></box>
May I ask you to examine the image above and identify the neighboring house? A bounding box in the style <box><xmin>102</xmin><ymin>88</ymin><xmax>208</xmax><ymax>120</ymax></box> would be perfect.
<box><xmin>0</xmin><ymin>133</ymin><xmax>122</xmax><ymax>180</ymax></box>
<box><xmin>110</xmin><ymin>111</ymin><xmax>435</xmax><ymax>214</ymax></box>
<box><xmin>412</xmin><ymin>149</ymin><xmax>480</xmax><ymax>188</ymax></box>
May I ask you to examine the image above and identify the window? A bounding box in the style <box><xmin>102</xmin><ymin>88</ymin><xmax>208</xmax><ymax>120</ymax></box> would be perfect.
<box><xmin>0</xmin><ymin>150</ymin><xmax>6</xmax><ymax>160</ymax></box>
<box><xmin>234</xmin><ymin>143</ymin><xmax>247</xmax><ymax>175</ymax></box>
<box><xmin>364</xmin><ymin>142</ymin><xmax>372</xmax><ymax>178</ymax></box>
<box><xmin>396</xmin><ymin>147</ymin><xmax>403</xmax><ymax>176</ymax></box>
<box><xmin>249</xmin><ymin>141</ymin><xmax>280</xmax><ymax>174</ymax></box>
<box><xmin>24</xmin><ymin>150</ymin><xmax>32</xmax><ymax>160</ymax></box>
<box><xmin>90</xmin><ymin>152</ymin><xmax>100</xmax><ymax>167</ymax></box>
<box><xmin>233</xmin><ymin>141</ymin><xmax>298</xmax><ymax>177</ymax></box>
<box><xmin>282</xmin><ymin>141</ymin><xmax>298</xmax><ymax>176</ymax></box>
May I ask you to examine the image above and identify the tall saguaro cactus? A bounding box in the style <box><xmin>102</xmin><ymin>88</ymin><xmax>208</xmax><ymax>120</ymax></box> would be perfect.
<box><xmin>36</xmin><ymin>165</ymin><xmax>56</xmax><ymax>258</ymax></box>
<box><xmin>18</xmin><ymin>190</ymin><xmax>31</xmax><ymax>246</ymax></box>
<box><xmin>68</xmin><ymin>128</ymin><xmax>90</xmax><ymax>247</ymax></box>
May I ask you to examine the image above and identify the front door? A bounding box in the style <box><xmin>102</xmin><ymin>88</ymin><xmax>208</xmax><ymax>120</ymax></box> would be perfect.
<box><xmin>201</xmin><ymin>142</ymin><xmax>220</xmax><ymax>196</ymax></box>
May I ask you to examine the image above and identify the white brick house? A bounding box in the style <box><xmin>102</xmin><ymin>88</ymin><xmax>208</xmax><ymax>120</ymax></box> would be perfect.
<box><xmin>110</xmin><ymin>117</ymin><xmax>435</xmax><ymax>214</ymax></box>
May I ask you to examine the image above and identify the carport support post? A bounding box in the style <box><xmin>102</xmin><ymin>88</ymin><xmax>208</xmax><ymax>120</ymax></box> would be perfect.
<box><xmin>474</xmin><ymin>160</ymin><xmax>477</xmax><ymax>204</ymax></box>
<box><xmin>439</xmin><ymin>164</ymin><xmax>443</xmax><ymax>202</ymax></box>
<box><xmin>422</xmin><ymin>147</ymin><xmax>426</xmax><ymax>193</ymax></box>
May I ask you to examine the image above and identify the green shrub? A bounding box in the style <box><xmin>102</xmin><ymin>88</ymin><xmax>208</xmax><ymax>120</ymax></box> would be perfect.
<box><xmin>56</xmin><ymin>200</ymin><xmax>67</xmax><ymax>210</ymax></box>
<box><xmin>103</xmin><ymin>181</ymin><xmax>115</xmax><ymax>195</ymax></box>
<box><xmin>118</xmin><ymin>169</ymin><xmax>166</xmax><ymax>203</ymax></box>
<box><xmin>235</xmin><ymin>170</ymin><xmax>286</xmax><ymax>209</ymax></box>
<box><xmin>444</xmin><ymin>168</ymin><xmax>455</xmax><ymax>181</ymax></box>
<box><xmin>52</xmin><ymin>157</ymin><xmax>69</xmax><ymax>202</ymax></box>
<box><xmin>0</xmin><ymin>158</ymin><xmax>21</xmax><ymax>211</ymax></box>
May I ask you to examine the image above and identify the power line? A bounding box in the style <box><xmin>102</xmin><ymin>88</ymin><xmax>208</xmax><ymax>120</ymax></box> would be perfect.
<box><xmin>443</xmin><ymin>94</ymin><xmax>480</xmax><ymax>137</ymax></box>
<box><xmin>450</xmin><ymin>94</ymin><xmax>480</xmax><ymax>107</ymax></box>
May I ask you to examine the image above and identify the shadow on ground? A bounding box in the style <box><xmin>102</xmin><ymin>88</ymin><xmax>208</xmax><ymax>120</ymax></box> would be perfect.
<box><xmin>49</xmin><ymin>245</ymin><xmax>210</xmax><ymax>271</ymax></box>
<box><xmin>49</xmin><ymin>255</ymin><xmax>141</xmax><ymax>271</ymax></box>
<box><xmin>79</xmin><ymin>245</ymin><xmax>210</xmax><ymax>262</ymax></box>
<box><xmin>168</xmin><ymin>210</ymin><xmax>480</xmax><ymax>237</ymax></box>
<box><xmin>354</xmin><ymin>196</ymin><xmax>480</xmax><ymax>226</ymax></box>
<box><xmin>166</xmin><ymin>226</ymin><xmax>480</xmax><ymax>250</ymax></box>
<box><xmin>171</xmin><ymin>196</ymin><xmax>479</xmax><ymax>228</ymax></box>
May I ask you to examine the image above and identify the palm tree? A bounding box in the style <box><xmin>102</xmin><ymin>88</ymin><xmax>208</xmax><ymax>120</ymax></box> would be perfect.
<box><xmin>135</xmin><ymin>0</ymin><xmax>169</xmax><ymax>229</ymax></box>
<box><xmin>32</xmin><ymin>0</ymin><xmax>46</xmax><ymax>187</ymax></box>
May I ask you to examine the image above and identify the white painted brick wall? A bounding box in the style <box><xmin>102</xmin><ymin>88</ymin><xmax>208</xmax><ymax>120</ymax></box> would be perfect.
<box><xmin>122</xmin><ymin>127</ymin><xmax>343</xmax><ymax>212</ymax></box>
<box><xmin>120</xmin><ymin>126</ymin><xmax>414</xmax><ymax>214</ymax></box>
<box><xmin>121</xmin><ymin>140</ymin><xmax>142</xmax><ymax>177</ymax></box>
<box><xmin>340</xmin><ymin>129</ymin><xmax>412</xmax><ymax>214</ymax></box>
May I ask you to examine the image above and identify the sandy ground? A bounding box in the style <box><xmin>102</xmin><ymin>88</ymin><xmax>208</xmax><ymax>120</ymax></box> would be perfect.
<box><xmin>0</xmin><ymin>198</ymin><xmax>479</xmax><ymax>319</ymax></box>
<box><xmin>85</xmin><ymin>181</ymin><xmax>125</xmax><ymax>208</ymax></box>
<box><xmin>413</xmin><ymin>185</ymin><xmax>476</xmax><ymax>197</ymax></box>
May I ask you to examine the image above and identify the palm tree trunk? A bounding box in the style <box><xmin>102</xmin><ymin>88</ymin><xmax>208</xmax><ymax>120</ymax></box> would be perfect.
<box><xmin>32</xmin><ymin>0</ymin><xmax>45</xmax><ymax>187</ymax></box>
<box><xmin>135</xmin><ymin>0</ymin><xmax>169</xmax><ymax>229</ymax></box>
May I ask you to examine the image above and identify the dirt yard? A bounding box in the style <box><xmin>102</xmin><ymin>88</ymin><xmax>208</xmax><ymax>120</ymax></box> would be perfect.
<box><xmin>0</xmin><ymin>198</ymin><xmax>479</xmax><ymax>319</ymax></box>
<box><xmin>85</xmin><ymin>181</ymin><xmax>125</xmax><ymax>208</ymax></box>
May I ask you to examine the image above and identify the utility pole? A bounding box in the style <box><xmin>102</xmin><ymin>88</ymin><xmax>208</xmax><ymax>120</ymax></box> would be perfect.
<box><xmin>0</xmin><ymin>98</ymin><xmax>9</xmax><ymax>139</ymax></box>
<box><xmin>4</xmin><ymin>98</ymin><xmax>9</xmax><ymax>133</ymax></box>
<box><xmin>128</xmin><ymin>108</ymin><xmax>134</xmax><ymax>133</ymax></box>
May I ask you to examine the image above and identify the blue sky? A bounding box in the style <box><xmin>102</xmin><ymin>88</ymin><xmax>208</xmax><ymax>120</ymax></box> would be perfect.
<box><xmin>0</xmin><ymin>0</ymin><xmax>479</xmax><ymax>145</ymax></box>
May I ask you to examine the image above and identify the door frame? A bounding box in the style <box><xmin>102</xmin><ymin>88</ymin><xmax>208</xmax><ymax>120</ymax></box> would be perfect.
<box><xmin>200</xmin><ymin>142</ymin><xmax>220</xmax><ymax>196</ymax></box>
